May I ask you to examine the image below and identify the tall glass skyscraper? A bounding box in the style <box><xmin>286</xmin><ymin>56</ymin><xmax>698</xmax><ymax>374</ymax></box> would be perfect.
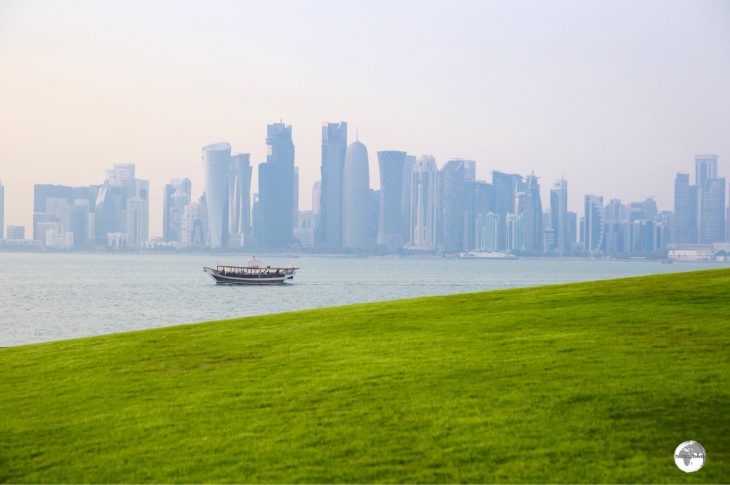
<box><xmin>377</xmin><ymin>150</ymin><xmax>407</xmax><ymax>250</ymax></box>
<box><xmin>229</xmin><ymin>153</ymin><xmax>252</xmax><ymax>246</ymax></box>
<box><xmin>549</xmin><ymin>179</ymin><xmax>568</xmax><ymax>254</ymax></box>
<box><xmin>318</xmin><ymin>122</ymin><xmax>347</xmax><ymax>249</ymax></box>
<box><xmin>516</xmin><ymin>173</ymin><xmax>543</xmax><ymax>253</ymax></box>
<box><xmin>441</xmin><ymin>159</ymin><xmax>473</xmax><ymax>253</ymax></box>
<box><xmin>492</xmin><ymin>171</ymin><xmax>522</xmax><ymax>251</ymax></box>
<box><xmin>342</xmin><ymin>139</ymin><xmax>370</xmax><ymax>250</ymax></box>
<box><xmin>163</xmin><ymin>178</ymin><xmax>191</xmax><ymax>243</ymax></box>
<box><xmin>202</xmin><ymin>142</ymin><xmax>231</xmax><ymax>248</ymax></box>
<box><xmin>583</xmin><ymin>194</ymin><xmax>604</xmax><ymax>253</ymax></box>
<box><xmin>673</xmin><ymin>172</ymin><xmax>696</xmax><ymax>243</ymax></box>
<box><xmin>408</xmin><ymin>155</ymin><xmax>438</xmax><ymax>250</ymax></box>
<box><xmin>700</xmin><ymin>177</ymin><xmax>726</xmax><ymax>243</ymax></box>
<box><xmin>256</xmin><ymin>122</ymin><xmax>296</xmax><ymax>249</ymax></box>
<box><xmin>695</xmin><ymin>154</ymin><xmax>718</xmax><ymax>188</ymax></box>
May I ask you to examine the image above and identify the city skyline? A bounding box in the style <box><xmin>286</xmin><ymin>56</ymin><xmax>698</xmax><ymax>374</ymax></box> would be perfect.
<box><xmin>11</xmin><ymin>128</ymin><xmax>720</xmax><ymax>259</ymax></box>
<box><xmin>2</xmin><ymin>0</ymin><xmax>729</xmax><ymax>236</ymax></box>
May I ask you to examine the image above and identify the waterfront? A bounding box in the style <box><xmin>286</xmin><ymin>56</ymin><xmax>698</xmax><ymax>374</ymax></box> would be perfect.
<box><xmin>0</xmin><ymin>252</ymin><xmax>724</xmax><ymax>346</ymax></box>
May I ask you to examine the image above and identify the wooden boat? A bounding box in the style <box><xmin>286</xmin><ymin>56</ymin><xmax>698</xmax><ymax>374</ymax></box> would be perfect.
<box><xmin>203</xmin><ymin>257</ymin><xmax>299</xmax><ymax>285</ymax></box>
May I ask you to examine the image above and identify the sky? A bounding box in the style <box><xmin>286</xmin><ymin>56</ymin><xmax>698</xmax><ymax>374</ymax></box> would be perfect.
<box><xmin>1</xmin><ymin>0</ymin><xmax>729</xmax><ymax>238</ymax></box>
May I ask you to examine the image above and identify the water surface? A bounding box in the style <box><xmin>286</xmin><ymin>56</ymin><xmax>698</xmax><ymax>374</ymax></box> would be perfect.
<box><xmin>0</xmin><ymin>253</ymin><xmax>722</xmax><ymax>346</ymax></box>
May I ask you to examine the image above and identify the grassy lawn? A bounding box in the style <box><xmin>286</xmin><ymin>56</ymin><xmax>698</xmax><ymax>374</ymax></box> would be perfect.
<box><xmin>1</xmin><ymin>268</ymin><xmax>728</xmax><ymax>483</ymax></box>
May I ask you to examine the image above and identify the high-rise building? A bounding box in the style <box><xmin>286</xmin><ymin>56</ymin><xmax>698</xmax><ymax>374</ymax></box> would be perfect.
<box><xmin>492</xmin><ymin>171</ymin><xmax>522</xmax><ymax>250</ymax></box>
<box><xmin>583</xmin><ymin>194</ymin><xmax>604</xmax><ymax>253</ymax></box>
<box><xmin>673</xmin><ymin>173</ymin><xmax>697</xmax><ymax>243</ymax></box>
<box><xmin>163</xmin><ymin>178</ymin><xmax>191</xmax><ymax>243</ymax></box>
<box><xmin>471</xmin><ymin>181</ymin><xmax>496</xmax><ymax>250</ymax></box>
<box><xmin>695</xmin><ymin>154</ymin><xmax>718</xmax><ymax>189</ymax></box>
<box><xmin>506</xmin><ymin>212</ymin><xmax>525</xmax><ymax>251</ymax></box>
<box><xmin>700</xmin><ymin>177</ymin><xmax>726</xmax><ymax>243</ymax></box>
<box><xmin>105</xmin><ymin>163</ymin><xmax>136</xmax><ymax>186</ymax></box>
<box><xmin>229</xmin><ymin>153</ymin><xmax>252</xmax><ymax>247</ymax></box>
<box><xmin>401</xmin><ymin>154</ymin><xmax>417</xmax><ymax>246</ymax></box>
<box><xmin>181</xmin><ymin>195</ymin><xmax>207</xmax><ymax>248</ymax></box>
<box><xmin>567</xmin><ymin>211</ymin><xmax>577</xmax><ymax>249</ymax></box>
<box><xmin>126</xmin><ymin>182</ymin><xmax>149</xmax><ymax>248</ymax></box>
<box><xmin>688</xmin><ymin>154</ymin><xmax>725</xmax><ymax>244</ymax></box>
<box><xmin>408</xmin><ymin>155</ymin><xmax>438</xmax><ymax>250</ymax></box>
<box><xmin>342</xmin><ymin>140</ymin><xmax>371</xmax><ymax>250</ymax></box>
<box><xmin>202</xmin><ymin>142</ymin><xmax>231</xmax><ymax>248</ymax></box>
<box><xmin>519</xmin><ymin>173</ymin><xmax>543</xmax><ymax>253</ymax></box>
<box><xmin>256</xmin><ymin>122</ymin><xmax>296</xmax><ymax>249</ymax></box>
<box><xmin>93</xmin><ymin>183</ymin><xmax>124</xmax><ymax>246</ymax></box>
<box><xmin>318</xmin><ymin>122</ymin><xmax>347</xmax><ymax>249</ymax></box>
<box><xmin>0</xmin><ymin>180</ymin><xmax>4</xmax><ymax>240</ymax></box>
<box><xmin>441</xmin><ymin>159</ymin><xmax>473</xmax><ymax>253</ymax></box>
<box><xmin>549</xmin><ymin>179</ymin><xmax>568</xmax><ymax>254</ymax></box>
<box><xmin>377</xmin><ymin>150</ymin><xmax>407</xmax><ymax>250</ymax></box>
<box><xmin>33</xmin><ymin>184</ymin><xmax>96</xmax><ymax>248</ymax></box>
<box><xmin>604</xmin><ymin>198</ymin><xmax>630</xmax><ymax>256</ymax></box>
<box><xmin>100</xmin><ymin>163</ymin><xmax>150</xmax><ymax>248</ymax></box>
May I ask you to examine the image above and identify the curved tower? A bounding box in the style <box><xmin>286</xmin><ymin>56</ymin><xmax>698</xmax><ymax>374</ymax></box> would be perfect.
<box><xmin>377</xmin><ymin>150</ymin><xmax>407</xmax><ymax>250</ymax></box>
<box><xmin>202</xmin><ymin>142</ymin><xmax>231</xmax><ymax>248</ymax></box>
<box><xmin>343</xmin><ymin>140</ymin><xmax>370</xmax><ymax>249</ymax></box>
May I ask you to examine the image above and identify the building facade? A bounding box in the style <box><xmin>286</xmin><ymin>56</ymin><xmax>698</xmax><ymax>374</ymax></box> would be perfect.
<box><xmin>256</xmin><ymin>122</ymin><xmax>296</xmax><ymax>249</ymax></box>
<box><xmin>202</xmin><ymin>142</ymin><xmax>231</xmax><ymax>248</ymax></box>
<box><xmin>377</xmin><ymin>151</ymin><xmax>408</xmax><ymax>250</ymax></box>
<box><xmin>318</xmin><ymin>122</ymin><xmax>347</xmax><ymax>249</ymax></box>
<box><xmin>342</xmin><ymin>140</ymin><xmax>371</xmax><ymax>250</ymax></box>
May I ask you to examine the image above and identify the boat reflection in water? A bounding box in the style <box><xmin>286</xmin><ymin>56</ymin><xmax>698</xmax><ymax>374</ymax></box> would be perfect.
<box><xmin>203</xmin><ymin>257</ymin><xmax>299</xmax><ymax>285</ymax></box>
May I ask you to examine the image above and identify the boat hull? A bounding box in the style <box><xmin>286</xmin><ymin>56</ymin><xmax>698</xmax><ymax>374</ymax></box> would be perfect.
<box><xmin>203</xmin><ymin>267</ymin><xmax>294</xmax><ymax>285</ymax></box>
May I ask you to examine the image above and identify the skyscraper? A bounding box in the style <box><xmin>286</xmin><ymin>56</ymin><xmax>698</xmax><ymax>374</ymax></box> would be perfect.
<box><xmin>318</xmin><ymin>122</ymin><xmax>347</xmax><ymax>249</ymax></box>
<box><xmin>163</xmin><ymin>178</ymin><xmax>191</xmax><ymax>243</ymax></box>
<box><xmin>492</xmin><ymin>171</ymin><xmax>522</xmax><ymax>250</ymax></box>
<box><xmin>126</xmin><ymin>179</ymin><xmax>149</xmax><ymax>248</ymax></box>
<box><xmin>33</xmin><ymin>184</ymin><xmax>96</xmax><ymax>248</ymax></box>
<box><xmin>229</xmin><ymin>153</ymin><xmax>252</xmax><ymax>247</ymax></box>
<box><xmin>408</xmin><ymin>155</ymin><xmax>438</xmax><ymax>250</ymax></box>
<box><xmin>583</xmin><ymin>194</ymin><xmax>604</xmax><ymax>253</ymax></box>
<box><xmin>549</xmin><ymin>179</ymin><xmax>568</xmax><ymax>254</ymax></box>
<box><xmin>181</xmin><ymin>195</ymin><xmax>207</xmax><ymax>248</ymax></box>
<box><xmin>202</xmin><ymin>142</ymin><xmax>231</xmax><ymax>248</ymax></box>
<box><xmin>695</xmin><ymin>154</ymin><xmax>718</xmax><ymax>188</ymax></box>
<box><xmin>520</xmin><ymin>173</ymin><xmax>543</xmax><ymax>253</ymax></box>
<box><xmin>440</xmin><ymin>159</ymin><xmax>475</xmax><ymax>253</ymax></box>
<box><xmin>377</xmin><ymin>150</ymin><xmax>407</xmax><ymax>250</ymax></box>
<box><xmin>567</xmin><ymin>211</ymin><xmax>577</xmax><ymax>249</ymax></box>
<box><xmin>673</xmin><ymin>173</ymin><xmax>697</xmax><ymax>243</ymax></box>
<box><xmin>472</xmin><ymin>181</ymin><xmax>496</xmax><ymax>250</ymax></box>
<box><xmin>342</xmin><ymin>139</ymin><xmax>371</xmax><ymax>250</ymax></box>
<box><xmin>604</xmin><ymin>198</ymin><xmax>630</xmax><ymax>256</ymax></box>
<box><xmin>256</xmin><ymin>122</ymin><xmax>296</xmax><ymax>249</ymax></box>
<box><xmin>401</xmin><ymin>154</ymin><xmax>417</xmax><ymax>246</ymax></box>
<box><xmin>700</xmin><ymin>177</ymin><xmax>726</xmax><ymax>243</ymax></box>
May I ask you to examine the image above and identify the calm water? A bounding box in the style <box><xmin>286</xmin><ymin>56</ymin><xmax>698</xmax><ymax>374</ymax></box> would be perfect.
<box><xmin>0</xmin><ymin>252</ymin><xmax>723</xmax><ymax>346</ymax></box>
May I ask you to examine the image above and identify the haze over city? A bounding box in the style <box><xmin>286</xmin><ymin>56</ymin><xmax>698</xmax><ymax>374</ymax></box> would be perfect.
<box><xmin>1</xmin><ymin>0</ymin><xmax>729</xmax><ymax>237</ymax></box>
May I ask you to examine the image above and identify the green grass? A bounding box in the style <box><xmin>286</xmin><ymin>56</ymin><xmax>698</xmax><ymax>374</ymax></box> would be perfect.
<box><xmin>1</xmin><ymin>269</ymin><xmax>729</xmax><ymax>483</ymax></box>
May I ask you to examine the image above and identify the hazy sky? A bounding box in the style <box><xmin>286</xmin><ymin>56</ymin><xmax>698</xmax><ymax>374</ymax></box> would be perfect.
<box><xmin>1</xmin><ymin>0</ymin><xmax>729</xmax><ymax>238</ymax></box>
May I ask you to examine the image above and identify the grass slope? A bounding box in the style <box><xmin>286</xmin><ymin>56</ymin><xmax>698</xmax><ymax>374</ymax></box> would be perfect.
<box><xmin>1</xmin><ymin>269</ymin><xmax>729</xmax><ymax>483</ymax></box>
